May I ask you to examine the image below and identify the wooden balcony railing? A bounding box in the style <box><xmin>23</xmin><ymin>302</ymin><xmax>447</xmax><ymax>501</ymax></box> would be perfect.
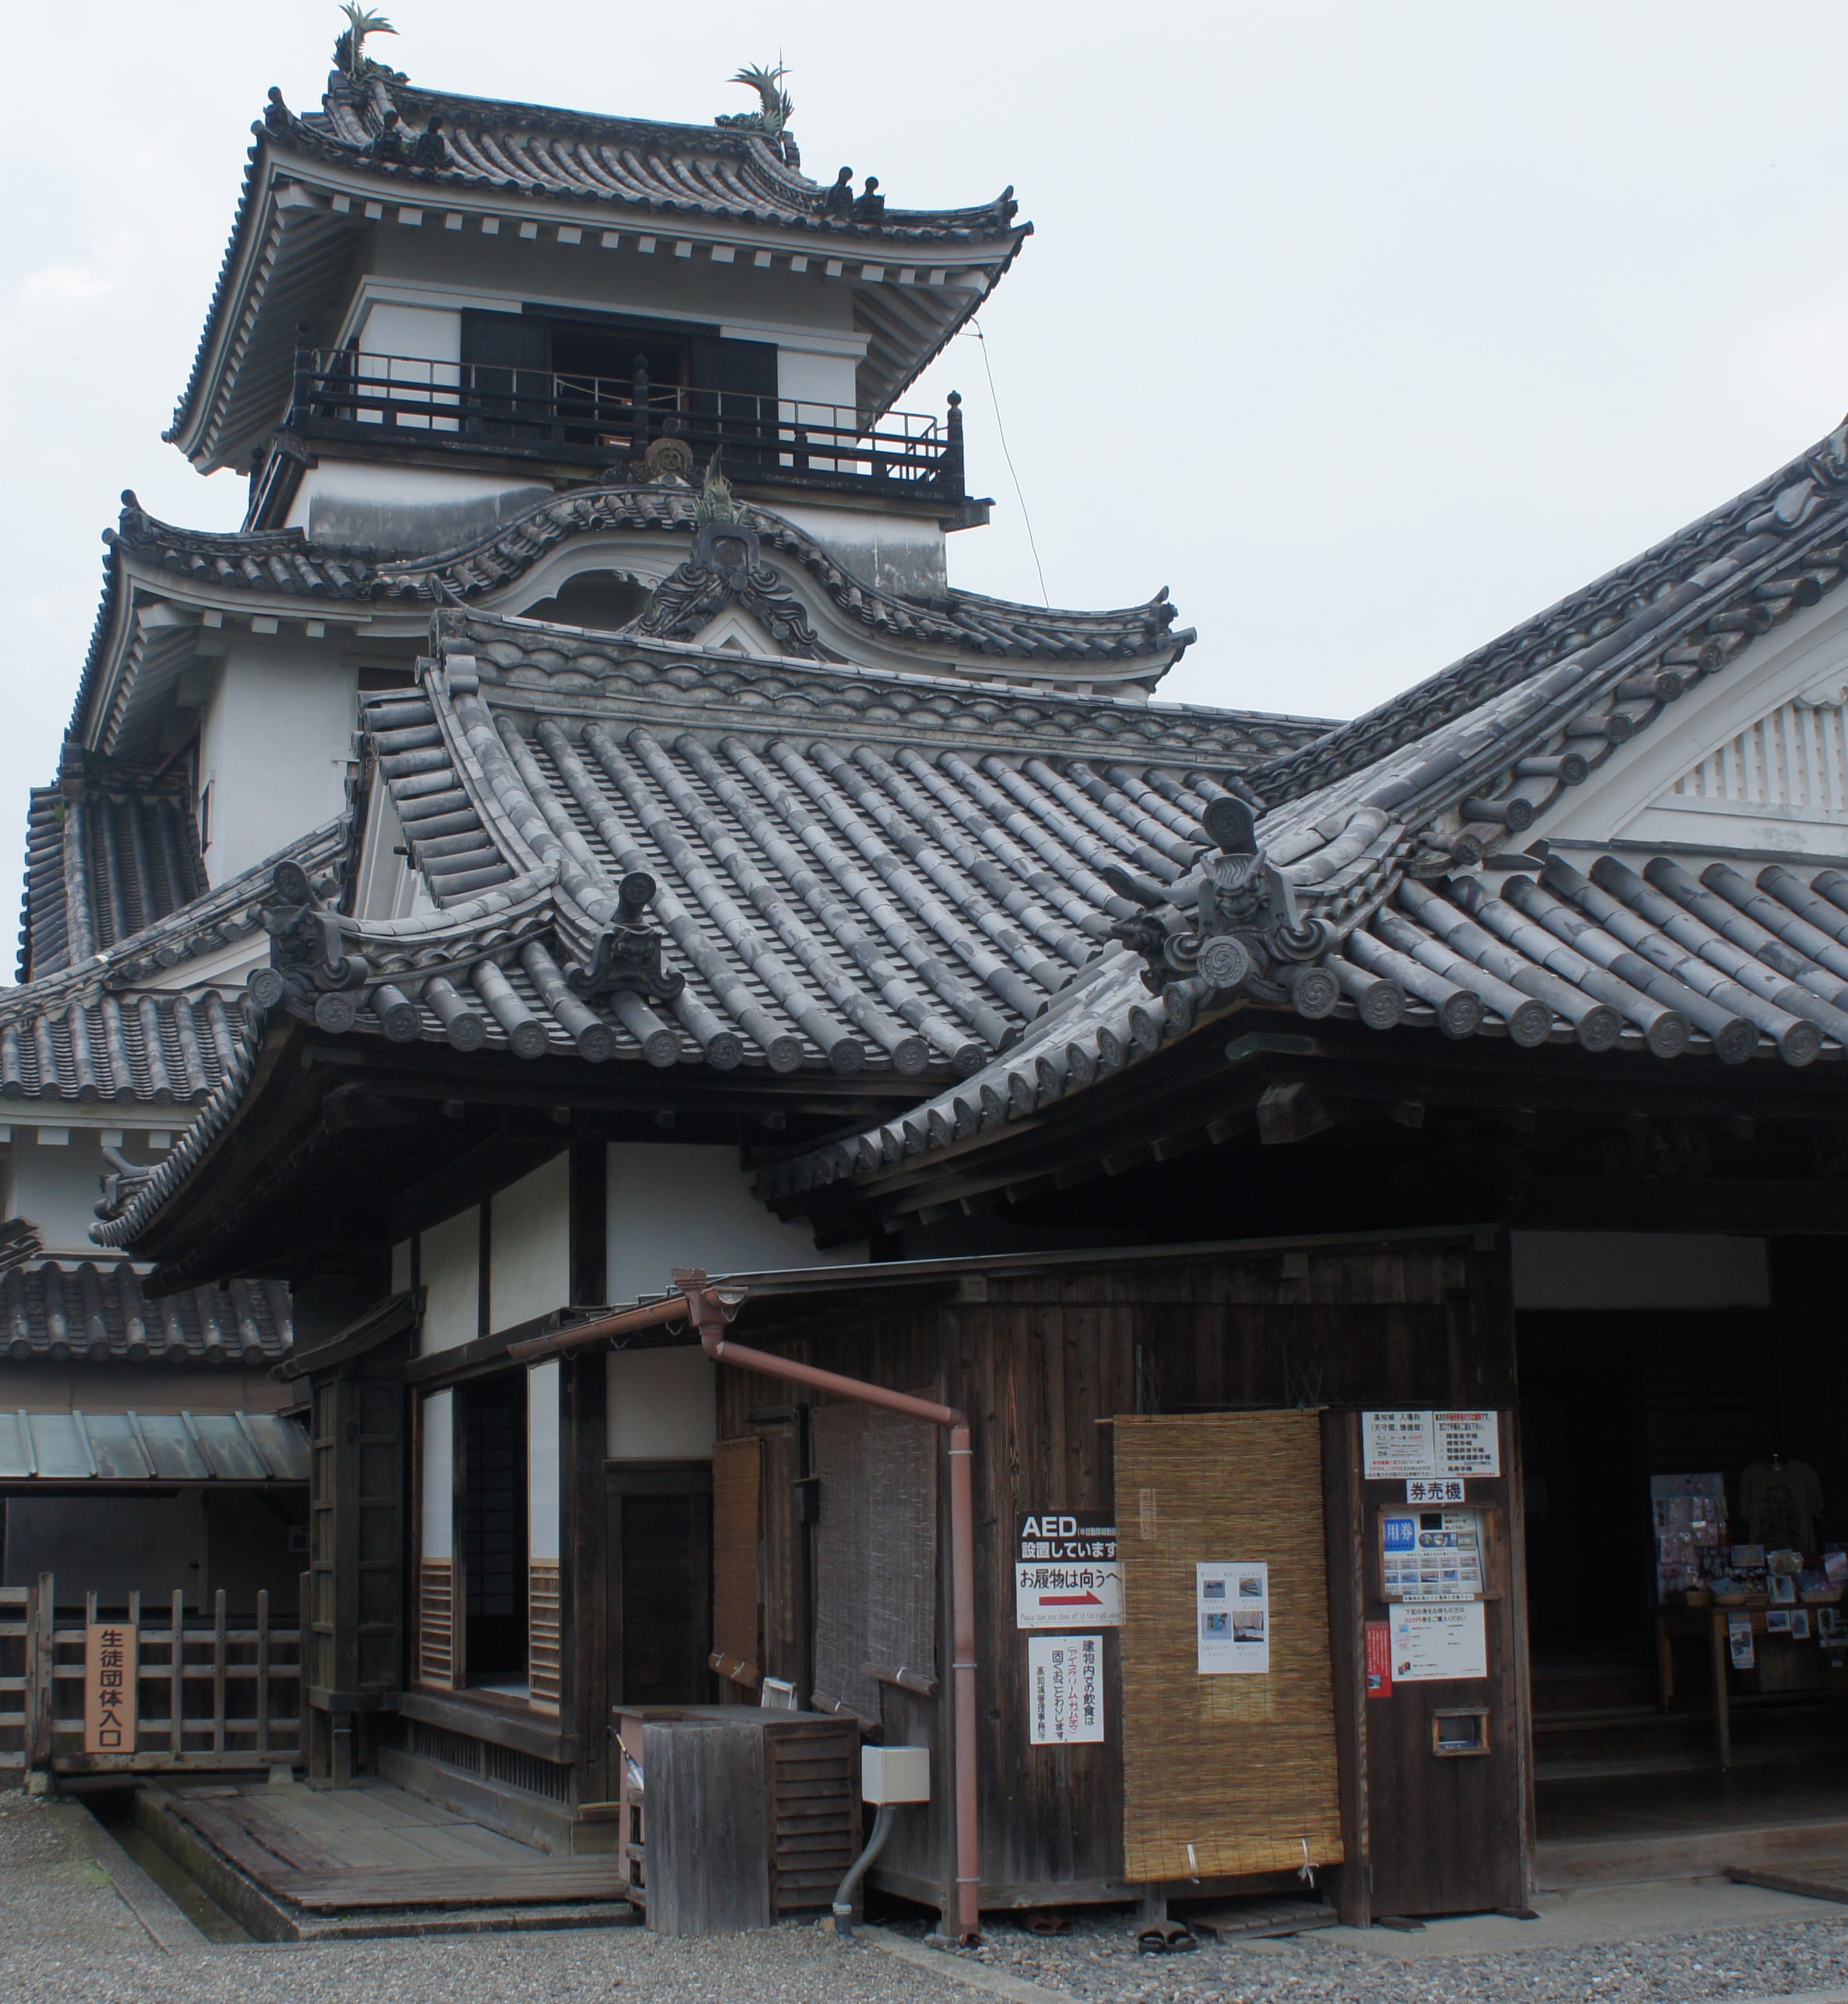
<box><xmin>288</xmin><ymin>345</ymin><xmax>966</xmax><ymax>497</ymax></box>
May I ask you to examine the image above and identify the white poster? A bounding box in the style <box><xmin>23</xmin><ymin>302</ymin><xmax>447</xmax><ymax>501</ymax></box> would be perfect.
<box><xmin>1389</xmin><ymin>1600</ymin><xmax>1488</xmax><ymax>1682</ymax></box>
<box><xmin>1197</xmin><ymin>1561</ymin><xmax>1269</xmax><ymax>1674</ymax></box>
<box><xmin>1362</xmin><ymin>1410</ymin><xmax>1439</xmax><ymax>1479</ymax></box>
<box><xmin>1432</xmin><ymin>1411</ymin><xmax>1501</xmax><ymax>1478</ymax></box>
<box><xmin>1363</xmin><ymin>1410</ymin><xmax>1502</xmax><ymax>1481</ymax></box>
<box><xmin>1028</xmin><ymin>1634</ymin><xmax>1105</xmax><ymax>1745</ymax></box>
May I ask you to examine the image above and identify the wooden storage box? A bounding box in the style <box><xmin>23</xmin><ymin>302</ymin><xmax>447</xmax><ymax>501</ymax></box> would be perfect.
<box><xmin>612</xmin><ymin>1705</ymin><xmax>859</xmax><ymax>1934</ymax></box>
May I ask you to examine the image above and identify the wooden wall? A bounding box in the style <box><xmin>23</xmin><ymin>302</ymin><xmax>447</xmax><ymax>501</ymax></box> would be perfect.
<box><xmin>714</xmin><ymin>1229</ymin><xmax>1521</xmax><ymax>1918</ymax></box>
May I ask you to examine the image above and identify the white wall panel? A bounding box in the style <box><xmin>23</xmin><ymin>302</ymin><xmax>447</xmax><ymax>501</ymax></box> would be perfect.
<box><xmin>490</xmin><ymin>1153</ymin><xmax>570</xmax><ymax>1333</ymax></box>
<box><xmin>421</xmin><ymin>1389</ymin><xmax>454</xmax><ymax>1559</ymax></box>
<box><xmin>605</xmin><ymin>1142</ymin><xmax>861</xmax><ymax>1305</ymax></box>
<box><xmin>419</xmin><ymin>1208</ymin><xmax>479</xmax><ymax>1354</ymax></box>
<box><xmin>196</xmin><ymin>646</ymin><xmax>358</xmax><ymax>885</ymax></box>
<box><xmin>528</xmin><ymin>1359</ymin><xmax>562</xmax><ymax>1562</ymax></box>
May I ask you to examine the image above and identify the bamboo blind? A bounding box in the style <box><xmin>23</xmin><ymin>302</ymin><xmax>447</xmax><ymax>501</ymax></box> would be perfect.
<box><xmin>417</xmin><ymin>1560</ymin><xmax>454</xmax><ymax>1689</ymax></box>
<box><xmin>528</xmin><ymin>1563</ymin><xmax>562</xmax><ymax>1711</ymax></box>
<box><xmin>1115</xmin><ymin>1412</ymin><xmax>1345</xmax><ymax>1882</ymax></box>
<box><xmin>710</xmin><ymin>1436</ymin><xmax>763</xmax><ymax>1687</ymax></box>
<box><xmin>812</xmin><ymin>1403</ymin><xmax>938</xmax><ymax>1723</ymax></box>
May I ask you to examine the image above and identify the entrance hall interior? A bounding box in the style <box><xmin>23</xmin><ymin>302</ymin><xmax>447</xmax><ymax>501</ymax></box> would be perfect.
<box><xmin>1516</xmin><ymin>1231</ymin><xmax>1848</xmax><ymax>1883</ymax></box>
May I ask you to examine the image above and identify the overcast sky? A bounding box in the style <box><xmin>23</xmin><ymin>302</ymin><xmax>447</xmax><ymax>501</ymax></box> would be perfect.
<box><xmin>5</xmin><ymin>0</ymin><xmax>1848</xmax><ymax>890</ymax></box>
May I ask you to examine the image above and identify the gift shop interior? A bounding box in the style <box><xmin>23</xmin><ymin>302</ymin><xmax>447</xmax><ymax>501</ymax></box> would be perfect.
<box><xmin>1515</xmin><ymin>1231</ymin><xmax>1848</xmax><ymax>1871</ymax></box>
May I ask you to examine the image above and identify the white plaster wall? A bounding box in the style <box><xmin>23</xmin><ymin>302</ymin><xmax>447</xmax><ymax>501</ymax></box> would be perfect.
<box><xmin>778</xmin><ymin>347</ymin><xmax>860</xmax><ymax>413</ymax></box>
<box><xmin>490</xmin><ymin>1154</ymin><xmax>571</xmax><ymax>1333</ymax></box>
<box><xmin>605</xmin><ymin>1142</ymin><xmax>863</xmax><ymax>1305</ymax></box>
<box><xmin>607</xmin><ymin>1347</ymin><xmax>716</xmax><ymax>1461</ymax></box>
<box><xmin>774</xmin><ymin>502</ymin><xmax>949</xmax><ymax>601</ymax></box>
<box><xmin>284</xmin><ymin>461</ymin><xmax>547</xmax><ymax>532</ymax></box>
<box><xmin>353</xmin><ymin>781</ymin><xmax>421</xmax><ymax>925</ymax></box>
<box><xmin>528</xmin><ymin>1359</ymin><xmax>562</xmax><ymax>1561</ymax></box>
<box><xmin>1531</xmin><ymin>591</ymin><xmax>1848</xmax><ymax>866</ymax></box>
<box><xmin>195</xmin><ymin>646</ymin><xmax>358</xmax><ymax>885</ymax></box>
<box><xmin>7</xmin><ymin>1129</ymin><xmax>112</xmax><ymax>1254</ymax></box>
<box><xmin>361</xmin><ymin>301</ymin><xmax>461</xmax><ymax>361</ymax></box>
<box><xmin>421</xmin><ymin>1388</ymin><xmax>454</xmax><ymax>1558</ymax></box>
<box><xmin>1510</xmin><ymin>1231</ymin><xmax>1770</xmax><ymax>1311</ymax></box>
<box><xmin>419</xmin><ymin>1208</ymin><xmax>479</xmax><ymax>1354</ymax></box>
<box><xmin>364</xmin><ymin>228</ymin><xmax>861</xmax><ymax>341</ymax></box>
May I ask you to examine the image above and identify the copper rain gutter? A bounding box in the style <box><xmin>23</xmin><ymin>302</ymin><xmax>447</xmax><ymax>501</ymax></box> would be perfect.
<box><xmin>509</xmin><ymin>1273</ymin><xmax>984</xmax><ymax>1944</ymax></box>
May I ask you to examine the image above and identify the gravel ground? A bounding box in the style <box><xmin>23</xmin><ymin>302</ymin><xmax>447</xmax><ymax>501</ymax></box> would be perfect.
<box><xmin>0</xmin><ymin>1794</ymin><xmax>963</xmax><ymax>2004</ymax></box>
<box><xmin>927</xmin><ymin>1902</ymin><xmax>1848</xmax><ymax>2003</ymax></box>
<box><xmin>12</xmin><ymin>1789</ymin><xmax>1848</xmax><ymax>2004</ymax></box>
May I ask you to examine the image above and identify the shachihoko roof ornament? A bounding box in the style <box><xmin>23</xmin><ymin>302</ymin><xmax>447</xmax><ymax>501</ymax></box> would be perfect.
<box><xmin>333</xmin><ymin>5</ymin><xmax>404</xmax><ymax>88</ymax></box>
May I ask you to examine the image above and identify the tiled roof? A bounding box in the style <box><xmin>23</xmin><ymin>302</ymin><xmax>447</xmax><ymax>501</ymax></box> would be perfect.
<box><xmin>0</xmin><ymin>988</ymin><xmax>240</xmax><ymax>1105</ymax></box>
<box><xmin>317</xmin><ymin>629</ymin><xmax>1299</xmax><ymax>1073</ymax></box>
<box><xmin>103</xmin><ymin>422</ymin><xmax>1848</xmax><ymax>1238</ymax></box>
<box><xmin>169</xmin><ymin>78</ymin><xmax>1027</xmax><ymax>470</ymax></box>
<box><xmin>0</xmin><ymin>1407</ymin><xmax>307</xmax><ymax>1483</ymax></box>
<box><xmin>1251</xmin><ymin>424</ymin><xmax>1848</xmax><ymax>808</ymax></box>
<box><xmin>101</xmin><ymin>485</ymin><xmax>1194</xmax><ymax>674</ymax></box>
<box><xmin>19</xmin><ymin>745</ymin><xmax>207</xmax><ymax>982</ymax></box>
<box><xmin>293</xmin><ymin>80</ymin><xmax>1023</xmax><ymax>243</ymax></box>
<box><xmin>5</xmin><ymin>804</ymin><xmax>347</xmax><ymax>1109</ymax></box>
<box><xmin>92</xmin><ymin>626</ymin><xmax>1310</xmax><ymax>1245</ymax></box>
<box><xmin>0</xmin><ymin>1262</ymin><xmax>290</xmax><ymax>1365</ymax></box>
<box><xmin>757</xmin><ymin>427</ymin><xmax>1848</xmax><ymax>1204</ymax></box>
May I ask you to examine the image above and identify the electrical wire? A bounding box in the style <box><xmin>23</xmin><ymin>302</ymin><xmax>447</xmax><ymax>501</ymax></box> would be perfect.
<box><xmin>965</xmin><ymin>318</ymin><xmax>1050</xmax><ymax>608</ymax></box>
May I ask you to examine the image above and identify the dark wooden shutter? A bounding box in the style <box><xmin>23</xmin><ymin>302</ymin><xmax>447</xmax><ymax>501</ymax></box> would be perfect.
<box><xmin>460</xmin><ymin>310</ymin><xmax>551</xmax><ymax>438</ymax></box>
<box><xmin>690</xmin><ymin>335</ymin><xmax>778</xmax><ymax>471</ymax></box>
<box><xmin>710</xmin><ymin>1435</ymin><xmax>763</xmax><ymax>1687</ymax></box>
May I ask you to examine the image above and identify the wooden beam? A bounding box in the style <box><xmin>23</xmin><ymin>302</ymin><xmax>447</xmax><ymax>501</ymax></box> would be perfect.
<box><xmin>1257</xmin><ymin>1081</ymin><xmax>1343</xmax><ymax>1147</ymax></box>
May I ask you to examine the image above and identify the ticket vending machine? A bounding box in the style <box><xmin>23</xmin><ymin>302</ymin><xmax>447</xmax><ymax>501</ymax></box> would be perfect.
<box><xmin>1352</xmin><ymin>1410</ymin><xmax>1530</xmax><ymax>1918</ymax></box>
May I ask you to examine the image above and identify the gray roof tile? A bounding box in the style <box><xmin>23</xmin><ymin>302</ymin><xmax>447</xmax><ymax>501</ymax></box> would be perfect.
<box><xmin>0</xmin><ymin>1260</ymin><xmax>290</xmax><ymax>1364</ymax></box>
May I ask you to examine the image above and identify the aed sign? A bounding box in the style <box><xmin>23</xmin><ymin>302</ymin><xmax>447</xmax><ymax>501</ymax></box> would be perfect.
<box><xmin>1015</xmin><ymin>1512</ymin><xmax>1121</xmax><ymax>1630</ymax></box>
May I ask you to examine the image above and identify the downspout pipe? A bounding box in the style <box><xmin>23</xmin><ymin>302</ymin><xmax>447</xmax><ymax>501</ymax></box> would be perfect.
<box><xmin>510</xmin><ymin>1272</ymin><xmax>984</xmax><ymax>1943</ymax></box>
<box><xmin>689</xmin><ymin>1298</ymin><xmax>982</xmax><ymax>1947</ymax></box>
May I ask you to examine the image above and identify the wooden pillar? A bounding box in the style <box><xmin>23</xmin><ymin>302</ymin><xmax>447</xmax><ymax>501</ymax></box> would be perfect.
<box><xmin>564</xmin><ymin>1344</ymin><xmax>611</xmax><ymax>1816</ymax></box>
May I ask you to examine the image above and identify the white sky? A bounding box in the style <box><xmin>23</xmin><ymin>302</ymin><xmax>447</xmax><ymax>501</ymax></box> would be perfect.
<box><xmin>5</xmin><ymin>0</ymin><xmax>1848</xmax><ymax>890</ymax></box>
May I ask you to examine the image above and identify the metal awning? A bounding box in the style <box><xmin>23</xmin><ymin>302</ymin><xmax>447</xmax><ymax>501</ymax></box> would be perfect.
<box><xmin>0</xmin><ymin>1410</ymin><xmax>308</xmax><ymax>1482</ymax></box>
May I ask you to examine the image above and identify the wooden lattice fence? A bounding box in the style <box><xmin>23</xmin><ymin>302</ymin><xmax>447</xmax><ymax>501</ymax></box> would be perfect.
<box><xmin>0</xmin><ymin>1575</ymin><xmax>303</xmax><ymax>1776</ymax></box>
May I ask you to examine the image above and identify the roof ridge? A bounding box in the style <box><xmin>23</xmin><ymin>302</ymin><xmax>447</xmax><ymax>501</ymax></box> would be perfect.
<box><xmin>1253</xmin><ymin>422</ymin><xmax>1848</xmax><ymax>804</ymax></box>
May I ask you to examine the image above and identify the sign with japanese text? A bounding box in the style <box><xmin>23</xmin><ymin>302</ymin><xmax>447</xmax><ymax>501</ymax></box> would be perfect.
<box><xmin>1362</xmin><ymin>1410</ymin><xmax>1438</xmax><ymax>1479</ymax></box>
<box><xmin>1028</xmin><ymin>1633</ymin><xmax>1104</xmax><ymax>1745</ymax></box>
<box><xmin>1388</xmin><ymin>1600</ymin><xmax>1487</xmax><ymax>1682</ymax></box>
<box><xmin>1362</xmin><ymin>1410</ymin><xmax>1503</xmax><ymax>1480</ymax></box>
<box><xmin>1366</xmin><ymin>1619</ymin><xmax>1392</xmax><ymax>1697</ymax></box>
<box><xmin>1015</xmin><ymin>1513</ymin><xmax>1120</xmax><ymax>1629</ymax></box>
<box><xmin>1432</xmin><ymin>1411</ymin><xmax>1501</xmax><ymax>1478</ymax></box>
<box><xmin>85</xmin><ymin>1624</ymin><xmax>137</xmax><ymax>1755</ymax></box>
<box><xmin>1406</xmin><ymin>1478</ymin><xmax>1466</xmax><ymax>1505</ymax></box>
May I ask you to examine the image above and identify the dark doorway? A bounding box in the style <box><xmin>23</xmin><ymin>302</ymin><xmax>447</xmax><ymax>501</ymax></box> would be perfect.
<box><xmin>459</xmin><ymin>1373</ymin><xmax>528</xmax><ymax>1688</ymax></box>
<box><xmin>608</xmin><ymin>1465</ymin><xmax>712</xmax><ymax>1705</ymax></box>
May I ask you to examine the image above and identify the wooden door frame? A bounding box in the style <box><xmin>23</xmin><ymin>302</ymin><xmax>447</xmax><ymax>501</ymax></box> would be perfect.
<box><xmin>605</xmin><ymin>1459</ymin><xmax>714</xmax><ymax>1711</ymax></box>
